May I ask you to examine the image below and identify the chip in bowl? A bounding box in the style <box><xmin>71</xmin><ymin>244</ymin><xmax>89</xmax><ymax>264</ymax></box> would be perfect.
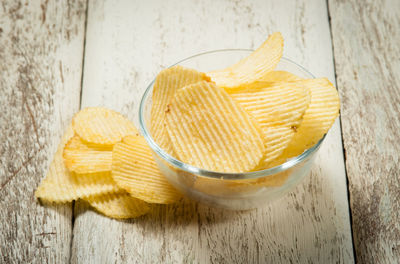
<box><xmin>165</xmin><ymin>80</ymin><xmax>265</xmax><ymax>172</ymax></box>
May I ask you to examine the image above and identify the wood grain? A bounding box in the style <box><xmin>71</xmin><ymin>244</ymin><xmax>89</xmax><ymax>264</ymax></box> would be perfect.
<box><xmin>329</xmin><ymin>0</ymin><xmax>400</xmax><ymax>263</ymax></box>
<box><xmin>71</xmin><ymin>0</ymin><xmax>353</xmax><ymax>263</ymax></box>
<box><xmin>0</xmin><ymin>0</ymin><xmax>86</xmax><ymax>263</ymax></box>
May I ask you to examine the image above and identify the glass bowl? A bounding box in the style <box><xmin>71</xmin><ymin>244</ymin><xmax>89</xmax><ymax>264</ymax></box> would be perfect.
<box><xmin>139</xmin><ymin>49</ymin><xmax>324</xmax><ymax>210</ymax></box>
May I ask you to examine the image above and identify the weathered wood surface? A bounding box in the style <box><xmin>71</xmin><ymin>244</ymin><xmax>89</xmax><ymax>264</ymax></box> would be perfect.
<box><xmin>329</xmin><ymin>0</ymin><xmax>400</xmax><ymax>263</ymax></box>
<box><xmin>71</xmin><ymin>0</ymin><xmax>353</xmax><ymax>263</ymax></box>
<box><xmin>0</xmin><ymin>0</ymin><xmax>87</xmax><ymax>263</ymax></box>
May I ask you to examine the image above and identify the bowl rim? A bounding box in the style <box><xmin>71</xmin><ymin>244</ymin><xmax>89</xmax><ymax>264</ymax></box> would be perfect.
<box><xmin>138</xmin><ymin>49</ymin><xmax>325</xmax><ymax>180</ymax></box>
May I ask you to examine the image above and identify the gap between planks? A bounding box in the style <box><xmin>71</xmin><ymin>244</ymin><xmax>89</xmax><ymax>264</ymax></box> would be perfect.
<box><xmin>70</xmin><ymin>0</ymin><xmax>90</xmax><ymax>262</ymax></box>
<box><xmin>326</xmin><ymin>1</ymin><xmax>357</xmax><ymax>263</ymax></box>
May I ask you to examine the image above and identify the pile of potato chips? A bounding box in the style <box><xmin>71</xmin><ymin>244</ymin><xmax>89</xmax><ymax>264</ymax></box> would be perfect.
<box><xmin>155</xmin><ymin>32</ymin><xmax>339</xmax><ymax>172</ymax></box>
<box><xmin>36</xmin><ymin>32</ymin><xmax>339</xmax><ymax>218</ymax></box>
<box><xmin>36</xmin><ymin>107</ymin><xmax>181</xmax><ymax>219</ymax></box>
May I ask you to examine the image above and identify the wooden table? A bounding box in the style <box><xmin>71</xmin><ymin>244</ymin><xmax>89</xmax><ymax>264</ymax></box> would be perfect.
<box><xmin>1</xmin><ymin>0</ymin><xmax>399</xmax><ymax>263</ymax></box>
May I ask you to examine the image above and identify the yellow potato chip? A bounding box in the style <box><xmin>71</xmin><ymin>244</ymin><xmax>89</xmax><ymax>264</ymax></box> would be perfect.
<box><xmin>226</xmin><ymin>172</ymin><xmax>289</xmax><ymax>193</ymax></box>
<box><xmin>208</xmin><ymin>32</ymin><xmax>283</xmax><ymax>88</ymax></box>
<box><xmin>85</xmin><ymin>192</ymin><xmax>150</xmax><ymax>219</ymax></box>
<box><xmin>72</xmin><ymin>107</ymin><xmax>138</xmax><ymax>145</ymax></box>
<box><xmin>227</xmin><ymin>81</ymin><xmax>311</xmax><ymax>164</ymax></box>
<box><xmin>193</xmin><ymin>171</ymin><xmax>289</xmax><ymax>196</ymax></box>
<box><xmin>112</xmin><ymin>135</ymin><xmax>181</xmax><ymax>204</ymax></box>
<box><xmin>35</xmin><ymin>126</ymin><xmax>119</xmax><ymax>202</ymax></box>
<box><xmin>63</xmin><ymin>134</ymin><xmax>114</xmax><ymax>150</ymax></box>
<box><xmin>75</xmin><ymin>171</ymin><xmax>118</xmax><ymax>191</ymax></box>
<box><xmin>151</xmin><ymin>65</ymin><xmax>210</xmax><ymax>154</ymax></box>
<box><xmin>165</xmin><ymin>81</ymin><xmax>265</xmax><ymax>172</ymax></box>
<box><xmin>268</xmin><ymin>78</ymin><xmax>340</xmax><ymax>165</ymax></box>
<box><xmin>63</xmin><ymin>135</ymin><xmax>113</xmax><ymax>174</ymax></box>
<box><xmin>260</xmin><ymin>70</ymin><xmax>302</xmax><ymax>82</ymax></box>
<box><xmin>263</xmin><ymin>155</ymin><xmax>289</xmax><ymax>169</ymax></box>
<box><xmin>252</xmin><ymin>171</ymin><xmax>290</xmax><ymax>187</ymax></box>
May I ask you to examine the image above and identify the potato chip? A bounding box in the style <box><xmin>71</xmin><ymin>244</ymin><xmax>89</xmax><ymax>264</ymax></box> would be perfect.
<box><xmin>151</xmin><ymin>66</ymin><xmax>210</xmax><ymax>154</ymax></box>
<box><xmin>260</xmin><ymin>70</ymin><xmax>302</xmax><ymax>82</ymax></box>
<box><xmin>112</xmin><ymin>135</ymin><xmax>181</xmax><ymax>204</ymax></box>
<box><xmin>72</xmin><ymin>107</ymin><xmax>138</xmax><ymax>145</ymax></box>
<box><xmin>266</xmin><ymin>78</ymin><xmax>340</xmax><ymax>166</ymax></box>
<box><xmin>227</xmin><ymin>81</ymin><xmax>311</xmax><ymax>164</ymax></box>
<box><xmin>85</xmin><ymin>192</ymin><xmax>150</xmax><ymax>219</ymax></box>
<box><xmin>63</xmin><ymin>135</ymin><xmax>113</xmax><ymax>174</ymax></box>
<box><xmin>252</xmin><ymin>171</ymin><xmax>290</xmax><ymax>187</ymax></box>
<box><xmin>35</xmin><ymin>126</ymin><xmax>119</xmax><ymax>202</ymax></box>
<box><xmin>64</xmin><ymin>134</ymin><xmax>114</xmax><ymax>150</ymax></box>
<box><xmin>262</xmin><ymin>155</ymin><xmax>289</xmax><ymax>169</ymax></box>
<box><xmin>74</xmin><ymin>171</ymin><xmax>118</xmax><ymax>191</ymax></box>
<box><xmin>208</xmin><ymin>32</ymin><xmax>283</xmax><ymax>88</ymax></box>
<box><xmin>193</xmin><ymin>170</ymin><xmax>289</xmax><ymax>196</ymax></box>
<box><xmin>224</xmin><ymin>170</ymin><xmax>290</xmax><ymax>193</ymax></box>
<box><xmin>165</xmin><ymin>81</ymin><xmax>265</xmax><ymax>172</ymax></box>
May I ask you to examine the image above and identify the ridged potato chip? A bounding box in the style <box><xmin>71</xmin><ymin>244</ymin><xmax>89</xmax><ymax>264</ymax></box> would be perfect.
<box><xmin>227</xmin><ymin>81</ymin><xmax>311</xmax><ymax>164</ymax></box>
<box><xmin>35</xmin><ymin>126</ymin><xmax>119</xmax><ymax>202</ymax></box>
<box><xmin>72</xmin><ymin>107</ymin><xmax>138</xmax><ymax>145</ymax></box>
<box><xmin>260</xmin><ymin>70</ymin><xmax>302</xmax><ymax>82</ymax></box>
<box><xmin>85</xmin><ymin>192</ymin><xmax>150</xmax><ymax>219</ymax></box>
<box><xmin>271</xmin><ymin>78</ymin><xmax>340</xmax><ymax>161</ymax></box>
<box><xmin>165</xmin><ymin>81</ymin><xmax>265</xmax><ymax>172</ymax></box>
<box><xmin>75</xmin><ymin>171</ymin><xmax>118</xmax><ymax>192</ymax></box>
<box><xmin>151</xmin><ymin>66</ymin><xmax>210</xmax><ymax>154</ymax></box>
<box><xmin>112</xmin><ymin>135</ymin><xmax>181</xmax><ymax>204</ymax></box>
<box><xmin>208</xmin><ymin>32</ymin><xmax>283</xmax><ymax>88</ymax></box>
<box><xmin>63</xmin><ymin>135</ymin><xmax>113</xmax><ymax>173</ymax></box>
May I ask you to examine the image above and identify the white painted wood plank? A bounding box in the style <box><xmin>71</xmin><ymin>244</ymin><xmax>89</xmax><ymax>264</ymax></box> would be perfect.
<box><xmin>329</xmin><ymin>0</ymin><xmax>400</xmax><ymax>263</ymax></box>
<box><xmin>0</xmin><ymin>0</ymin><xmax>87</xmax><ymax>263</ymax></box>
<box><xmin>72</xmin><ymin>0</ymin><xmax>353</xmax><ymax>263</ymax></box>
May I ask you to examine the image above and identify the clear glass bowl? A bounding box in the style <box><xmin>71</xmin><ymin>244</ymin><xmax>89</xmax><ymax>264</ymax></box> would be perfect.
<box><xmin>139</xmin><ymin>49</ymin><xmax>324</xmax><ymax>210</ymax></box>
